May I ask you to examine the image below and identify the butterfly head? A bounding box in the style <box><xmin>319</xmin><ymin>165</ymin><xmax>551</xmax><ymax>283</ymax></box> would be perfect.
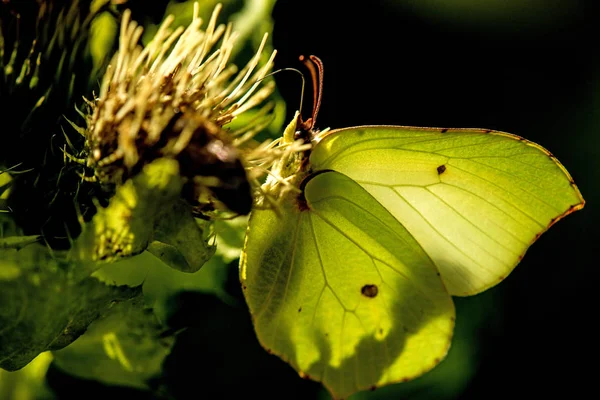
<box><xmin>248</xmin><ymin>55</ymin><xmax>332</xmax><ymax>210</ymax></box>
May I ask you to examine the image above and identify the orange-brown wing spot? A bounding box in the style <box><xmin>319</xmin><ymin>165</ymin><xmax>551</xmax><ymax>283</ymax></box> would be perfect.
<box><xmin>361</xmin><ymin>284</ymin><xmax>379</xmax><ymax>298</ymax></box>
<box><xmin>300</xmin><ymin>372</ymin><xmax>313</xmax><ymax>380</ymax></box>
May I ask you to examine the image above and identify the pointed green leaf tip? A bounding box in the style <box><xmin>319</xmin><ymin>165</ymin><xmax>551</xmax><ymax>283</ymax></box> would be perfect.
<box><xmin>241</xmin><ymin>124</ymin><xmax>583</xmax><ymax>398</ymax></box>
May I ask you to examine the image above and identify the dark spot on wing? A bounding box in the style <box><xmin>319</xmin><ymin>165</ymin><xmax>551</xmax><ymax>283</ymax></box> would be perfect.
<box><xmin>437</xmin><ymin>165</ymin><xmax>446</xmax><ymax>175</ymax></box>
<box><xmin>361</xmin><ymin>284</ymin><xmax>378</xmax><ymax>298</ymax></box>
<box><xmin>370</xmin><ymin>385</ymin><xmax>377</xmax><ymax>391</ymax></box>
<box><xmin>298</xmin><ymin>307</ymin><xmax>302</xmax><ymax>312</ymax></box>
<box><xmin>440</xmin><ymin>128</ymin><xmax>448</xmax><ymax>133</ymax></box>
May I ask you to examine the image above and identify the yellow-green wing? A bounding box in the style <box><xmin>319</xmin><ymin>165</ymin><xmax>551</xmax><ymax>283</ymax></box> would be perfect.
<box><xmin>240</xmin><ymin>171</ymin><xmax>454</xmax><ymax>399</ymax></box>
<box><xmin>311</xmin><ymin>126</ymin><xmax>584</xmax><ymax>296</ymax></box>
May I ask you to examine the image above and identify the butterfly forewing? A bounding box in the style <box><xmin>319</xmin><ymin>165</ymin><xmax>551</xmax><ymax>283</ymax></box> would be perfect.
<box><xmin>311</xmin><ymin>126</ymin><xmax>584</xmax><ymax>296</ymax></box>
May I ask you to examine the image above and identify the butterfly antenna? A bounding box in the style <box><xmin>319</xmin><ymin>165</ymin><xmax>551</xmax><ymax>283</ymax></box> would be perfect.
<box><xmin>258</xmin><ymin>67</ymin><xmax>306</xmax><ymax>119</ymax></box>
<box><xmin>299</xmin><ymin>55</ymin><xmax>324</xmax><ymax>130</ymax></box>
<box><xmin>309</xmin><ymin>55</ymin><xmax>324</xmax><ymax>128</ymax></box>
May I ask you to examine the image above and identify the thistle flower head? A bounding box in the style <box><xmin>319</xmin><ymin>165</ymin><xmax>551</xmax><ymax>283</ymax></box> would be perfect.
<box><xmin>81</xmin><ymin>2</ymin><xmax>277</xmax><ymax>215</ymax></box>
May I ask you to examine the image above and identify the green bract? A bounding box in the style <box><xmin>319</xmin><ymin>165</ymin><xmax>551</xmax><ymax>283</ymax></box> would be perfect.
<box><xmin>240</xmin><ymin>114</ymin><xmax>584</xmax><ymax>399</ymax></box>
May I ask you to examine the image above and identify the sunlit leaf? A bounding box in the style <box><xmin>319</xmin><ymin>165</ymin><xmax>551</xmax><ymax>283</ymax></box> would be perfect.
<box><xmin>0</xmin><ymin>243</ymin><xmax>140</xmax><ymax>371</ymax></box>
<box><xmin>52</xmin><ymin>295</ymin><xmax>173</xmax><ymax>389</ymax></box>
<box><xmin>0</xmin><ymin>353</ymin><xmax>54</xmax><ymax>400</ymax></box>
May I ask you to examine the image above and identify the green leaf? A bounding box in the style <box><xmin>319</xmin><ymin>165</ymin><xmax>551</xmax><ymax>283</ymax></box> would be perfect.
<box><xmin>0</xmin><ymin>244</ymin><xmax>140</xmax><ymax>371</ymax></box>
<box><xmin>70</xmin><ymin>158</ymin><xmax>214</xmax><ymax>272</ymax></box>
<box><xmin>214</xmin><ymin>217</ymin><xmax>248</xmax><ymax>263</ymax></box>
<box><xmin>241</xmin><ymin>171</ymin><xmax>455</xmax><ymax>399</ymax></box>
<box><xmin>0</xmin><ymin>353</ymin><xmax>54</xmax><ymax>400</ymax></box>
<box><xmin>147</xmin><ymin>201</ymin><xmax>216</xmax><ymax>273</ymax></box>
<box><xmin>93</xmin><ymin>251</ymin><xmax>232</xmax><ymax>323</ymax></box>
<box><xmin>89</xmin><ymin>10</ymin><xmax>118</xmax><ymax>77</ymax></box>
<box><xmin>0</xmin><ymin>235</ymin><xmax>41</xmax><ymax>251</ymax></box>
<box><xmin>311</xmin><ymin>126</ymin><xmax>584</xmax><ymax>296</ymax></box>
<box><xmin>52</xmin><ymin>295</ymin><xmax>173</xmax><ymax>389</ymax></box>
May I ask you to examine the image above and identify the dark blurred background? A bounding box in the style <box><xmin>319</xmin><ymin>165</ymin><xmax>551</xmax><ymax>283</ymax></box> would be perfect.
<box><xmin>43</xmin><ymin>0</ymin><xmax>599</xmax><ymax>399</ymax></box>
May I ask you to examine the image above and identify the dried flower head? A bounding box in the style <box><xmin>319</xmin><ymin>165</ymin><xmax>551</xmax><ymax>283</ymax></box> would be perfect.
<box><xmin>76</xmin><ymin>2</ymin><xmax>278</xmax><ymax>216</ymax></box>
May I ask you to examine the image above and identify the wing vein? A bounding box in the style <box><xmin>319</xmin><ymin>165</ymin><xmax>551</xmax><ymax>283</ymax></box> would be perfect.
<box><xmin>424</xmin><ymin>187</ymin><xmax>522</xmax><ymax>260</ymax></box>
<box><xmin>434</xmin><ymin>181</ymin><xmax>543</xmax><ymax>237</ymax></box>
<box><xmin>448</xmin><ymin>164</ymin><xmax>556</xmax><ymax>223</ymax></box>
<box><xmin>453</xmin><ymin>160</ymin><xmax>564</xmax><ymax>214</ymax></box>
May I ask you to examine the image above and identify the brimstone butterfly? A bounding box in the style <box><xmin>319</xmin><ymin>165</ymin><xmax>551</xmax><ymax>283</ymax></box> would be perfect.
<box><xmin>239</xmin><ymin>56</ymin><xmax>584</xmax><ymax>399</ymax></box>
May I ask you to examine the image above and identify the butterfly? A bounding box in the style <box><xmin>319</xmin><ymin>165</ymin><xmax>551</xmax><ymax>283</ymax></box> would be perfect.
<box><xmin>239</xmin><ymin>55</ymin><xmax>584</xmax><ymax>399</ymax></box>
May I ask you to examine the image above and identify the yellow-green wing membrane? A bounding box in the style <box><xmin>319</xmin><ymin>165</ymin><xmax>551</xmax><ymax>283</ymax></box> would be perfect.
<box><xmin>241</xmin><ymin>171</ymin><xmax>455</xmax><ymax>399</ymax></box>
<box><xmin>311</xmin><ymin>126</ymin><xmax>584</xmax><ymax>296</ymax></box>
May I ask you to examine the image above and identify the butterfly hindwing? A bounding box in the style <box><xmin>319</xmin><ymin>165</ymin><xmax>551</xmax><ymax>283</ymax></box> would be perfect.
<box><xmin>241</xmin><ymin>170</ymin><xmax>454</xmax><ymax>399</ymax></box>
